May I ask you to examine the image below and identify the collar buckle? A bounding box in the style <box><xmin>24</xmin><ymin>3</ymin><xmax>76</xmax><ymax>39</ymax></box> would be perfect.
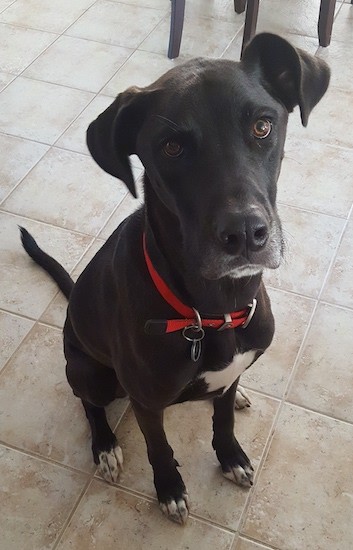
<box><xmin>217</xmin><ymin>313</ymin><xmax>233</xmax><ymax>331</ymax></box>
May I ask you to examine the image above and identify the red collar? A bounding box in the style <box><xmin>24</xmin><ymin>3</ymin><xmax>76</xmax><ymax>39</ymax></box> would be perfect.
<box><xmin>143</xmin><ymin>234</ymin><xmax>257</xmax><ymax>335</ymax></box>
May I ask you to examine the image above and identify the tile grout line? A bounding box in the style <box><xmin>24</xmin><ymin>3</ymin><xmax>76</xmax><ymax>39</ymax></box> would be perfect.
<box><xmin>88</xmin><ymin>477</ymin><xmax>239</xmax><ymax>539</ymax></box>
<box><xmin>95</xmin><ymin>174</ymin><xmax>145</xmax><ymax>239</ymax></box>
<box><xmin>52</xmin><ymin>477</ymin><xmax>96</xmax><ymax>549</ymax></box>
<box><xmin>235</xmin><ymin>534</ymin><xmax>282</xmax><ymax>550</ymax></box>
<box><xmin>220</xmin><ymin>20</ymin><xmax>246</xmax><ymax>59</ymax></box>
<box><xmin>0</xmin><ymin>0</ymin><xmax>99</xmax><ymax>34</ymax></box>
<box><xmin>0</xmin><ymin>0</ymin><xmax>16</xmax><ymax>15</ymax></box>
<box><xmin>0</xmin><ymin>207</ymin><xmax>100</xmax><ymax>237</ymax></box>
<box><xmin>279</xmin><ymin>200</ymin><xmax>351</xmax><ymax>394</ymax></box>
<box><xmin>280</xmin><ymin>399</ymin><xmax>353</xmax><ymax>427</ymax></box>
<box><xmin>0</xmin><ymin>142</ymin><xmax>50</xmax><ymax>207</ymax></box>
<box><xmin>51</xmin><ymin>400</ymin><xmax>150</xmax><ymax>548</ymax></box>
<box><xmin>0</xmin><ymin>0</ymin><xmax>110</xmax><ymax>186</ymax></box>
<box><xmin>237</xmin><ymin>202</ymin><xmax>353</xmax><ymax>533</ymax></box>
<box><xmin>0</xmin><ymin>439</ymin><xmax>95</xmax><ymax>477</ymax></box>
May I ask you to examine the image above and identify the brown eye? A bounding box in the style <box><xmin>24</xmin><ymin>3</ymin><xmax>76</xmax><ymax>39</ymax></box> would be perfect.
<box><xmin>252</xmin><ymin>119</ymin><xmax>272</xmax><ymax>139</ymax></box>
<box><xmin>163</xmin><ymin>140</ymin><xmax>183</xmax><ymax>157</ymax></box>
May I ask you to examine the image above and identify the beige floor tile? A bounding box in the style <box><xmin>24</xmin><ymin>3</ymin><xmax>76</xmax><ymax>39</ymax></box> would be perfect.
<box><xmin>186</xmin><ymin>0</ymin><xmax>244</xmax><ymax>22</ymax></box>
<box><xmin>23</xmin><ymin>35</ymin><xmax>132</xmax><ymax>93</ymax></box>
<box><xmin>241</xmin><ymin>288</ymin><xmax>315</xmax><ymax>398</ymax></box>
<box><xmin>0</xmin><ymin>310</ymin><xmax>33</xmax><ymax>372</ymax></box>
<box><xmin>0</xmin><ymin>71</ymin><xmax>14</xmax><ymax>91</ymax></box>
<box><xmin>288</xmin><ymin>303</ymin><xmax>353</xmax><ymax>422</ymax></box>
<box><xmin>224</xmin><ymin>31</ymin><xmax>318</xmax><ymax>61</ymax></box>
<box><xmin>0</xmin><ymin>134</ymin><xmax>49</xmax><ymax>203</ymax></box>
<box><xmin>0</xmin><ymin>0</ymin><xmax>96</xmax><ymax>33</ymax></box>
<box><xmin>0</xmin><ymin>211</ymin><xmax>92</xmax><ymax>317</ymax></box>
<box><xmin>264</xmin><ymin>205</ymin><xmax>344</xmax><ymax>298</ymax></box>
<box><xmin>331</xmin><ymin>3</ymin><xmax>353</xmax><ymax>44</ymax></box>
<box><xmin>117</xmin><ymin>0</ymin><xmax>167</xmax><ymax>8</ymax></box>
<box><xmin>0</xmin><ymin>0</ymin><xmax>16</xmax><ymax>12</ymax></box>
<box><xmin>57</xmin><ymin>480</ymin><xmax>235</xmax><ymax>549</ymax></box>
<box><xmin>102</xmin><ymin>49</ymin><xmax>180</xmax><ymax>95</ymax></box>
<box><xmin>0</xmin><ymin>445</ymin><xmax>88</xmax><ymax>550</ymax></box>
<box><xmin>0</xmin><ymin>323</ymin><xmax>128</xmax><ymax>470</ymax></box>
<box><xmin>66</xmin><ymin>0</ymin><xmax>167</xmax><ymax>49</ymax></box>
<box><xmin>318</xmin><ymin>40</ymin><xmax>353</xmax><ymax>91</ymax></box>
<box><xmin>234</xmin><ymin>537</ymin><xmax>273</xmax><ymax>550</ymax></box>
<box><xmin>40</xmin><ymin>239</ymin><xmax>105</xmax><ymax>328</ymax></box>
<box><xmin>140</xmin><ymin>14</ymin><xmax>242</xmax><ymax>57</ymax></box>
<box><xmin>112</xmin><ymin>393</ymin><xmax>279</xmax><ymax>530</ymax></box>
<box><xmin>321</xmin><ymin>220</ymin><xmax>353</xmax><ymax>308</ymax></box>
<box><xmin>255</xmin><ymin>0</ymin><xmax>329</xmax><ymax>38</ymax></box>
<box><xmin>0</xmin><ymin>77</ymin><xmax>94</xmax><ymax>144</ymax></box>
<box><xmin>287</xmin><ymin>86</ymin><xmax>353</xmax><ymax>149</ymax></box>
<box><xmin>55</xmin><ymin>95</ymin><xmax>114</xmax><ymax>154</ymax></box>
<box><xmin>242</xmin><ymin>404</ymin><xmax>353</xmax><ymax>550</ymax></box>
<box><xmin>0</xmin><ymin>23</ymin><xmax>57</xmax><ymax>75</ymax></box>
<box><xmin>2</xmin><ymin>147</ymin><xmax>127</xmax><ymax>235</ymax></box>
<box><xmin>278</xmin><ymin>137</ymin><xmax>353</xmax><ymax>217</ymax></box>
<box><xmin>98</xmin><ymin>188</ymin><xmax>143</xmax><ymax>239</ymax></box>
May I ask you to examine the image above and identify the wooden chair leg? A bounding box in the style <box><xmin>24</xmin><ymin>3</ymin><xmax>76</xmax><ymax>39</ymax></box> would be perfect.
<box><xmin>168</xmin><ymin>0</ymin><xmax>185</xmax><ymax>59</ymax></box>
<box><xmin>240</xmin><ymin>0</ymin><xmax>260</xmax><ymax>58</ymax></box>
<box><xmin>234</xmin><ymin>0</ymin><xmax>247</xmax><ymax>14</ymax></box>
<box><xmin>318</xmin><ymin>0</ymin><xmax>336</xmax><ymax>47</ymax></box>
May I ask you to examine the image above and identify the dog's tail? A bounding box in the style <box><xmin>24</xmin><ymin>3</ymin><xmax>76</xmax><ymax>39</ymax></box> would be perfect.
<box><xmin>20</xmin><ymin>227</ymin><xmax>74</xmax><ymax>300</ymax></box>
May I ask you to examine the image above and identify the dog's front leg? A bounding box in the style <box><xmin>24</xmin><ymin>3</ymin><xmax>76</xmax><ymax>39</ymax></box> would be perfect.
<box><xmin>212</xmin><ymin>380</ymin><xmax>254</xmax><ymax>487</ymax></box>
<box><xmin>131</xmin><ymin>399</ymin><xmax>189</xmax><ymax>525</ymax></box>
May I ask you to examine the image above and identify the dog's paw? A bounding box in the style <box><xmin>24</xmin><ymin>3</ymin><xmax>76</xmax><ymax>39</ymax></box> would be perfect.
<box><xmin>160</xmin><ymin>493</ymin><xmax>189</xmax><ymax>525</ymax></box>
<box><xmin>223</xmin><ymin>463</ymin><xmax>254</xmax><ymax>487</ymax></box>
<box><xmin>98</xmin><ymin>444</ymin><xmax>123</xmax><ymax>483</ymax></box>
<box><xmin>234</xmin><ymin>385</ymin><xmax>251</xmax><ymax>409</ymax></box>
<box><xmin>215</xmin><ymin>438</ymin><xmax>254</xmax><ymax>488</ymax></box>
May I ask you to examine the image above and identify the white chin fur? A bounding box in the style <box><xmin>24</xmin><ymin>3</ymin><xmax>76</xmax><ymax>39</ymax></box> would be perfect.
<box><xmin>228</xmin><ymin>265</ymin><xmax>263</xmax><ymax>278</ymax></box>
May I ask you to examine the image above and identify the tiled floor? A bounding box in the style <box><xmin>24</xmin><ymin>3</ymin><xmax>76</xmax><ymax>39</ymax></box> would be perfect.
<box><xmin>0</xmin><ymin>0</ymin><xmax>352</xmax><ymax>548</ymax></box>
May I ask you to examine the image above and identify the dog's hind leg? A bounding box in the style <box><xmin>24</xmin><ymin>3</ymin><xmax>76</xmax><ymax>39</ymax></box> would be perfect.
<box><xmin>212</xmin><ymin>380</ymin><xmax>254</xmax><ymax>487</ymax></box>
<box><xmin>65</xmin><ymin>342</ymin><xmax>125</xmax><ymax>483</ymax></box>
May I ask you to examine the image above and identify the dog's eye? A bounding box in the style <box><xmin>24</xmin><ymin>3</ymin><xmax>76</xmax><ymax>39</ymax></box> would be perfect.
<box><xmin>252</xmin><ymin>119</ymin><xmax>272</xmax><ymax>139</ymax></box>
<box><xmin>162</xmin><ymin>140</ymin><xmax>183</xmax><ymax>157</ymax></box>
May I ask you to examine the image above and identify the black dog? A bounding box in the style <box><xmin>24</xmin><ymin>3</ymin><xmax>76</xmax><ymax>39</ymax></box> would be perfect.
<box><xmin>21</xmin><ymin>33</ymin><xmax>329</xmax><ymax>524</ymax></box>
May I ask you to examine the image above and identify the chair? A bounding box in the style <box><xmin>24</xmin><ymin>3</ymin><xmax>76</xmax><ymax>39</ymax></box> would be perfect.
<box><xmin>236</xmin><ymin>0</ymin><xmax>337</xmax><ymax>57</ymax></box>
<box><xmin>168</xmin><ymin>0</ymin><xmax>340</xmax><ymax>60</ymax></box>
<box><xmin>168</xmin><ymin>0</ymin><xmax>185</xmax><ymax>58</ymax></box>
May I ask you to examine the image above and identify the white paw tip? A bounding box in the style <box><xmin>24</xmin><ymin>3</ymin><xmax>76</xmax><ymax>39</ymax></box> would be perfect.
<box><xmin>223</xmin><ymin>464</ymin><xmax>254</xmax><ymax>487</ymax></box>
<box><xmin>235</xmin><ymin>386</ymin><xmax>252</xmax><ymax>409</ymax></box>
<box><xmin>98</xmin><ymin>445</ymin><xmax>124</xmax><ymax>483</ymax></box>
<box><xmin>160</xmin><ymin>494</ymin><xmax>189</xmax><ymax>525</ymax></box>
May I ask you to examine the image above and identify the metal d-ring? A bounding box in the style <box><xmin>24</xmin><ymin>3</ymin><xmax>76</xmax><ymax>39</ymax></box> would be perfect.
<box><xmin>182</xmin><ymin>325</ymin><xmax>205</xmax><ymax>342</ymax></box>
<box><xmin>192</xmin><ymin>307</ymin><xmax>202</xmax><ymax>331</ymax></box>
<box><xmin>242</xmin><ymin>298</ymin><xmax>257</xmax><ymax>329</ymax></box>
<box><xmin>182</xmin><ymin>307</ymin><xmax>204</xmax><ymax>342</ymax></box>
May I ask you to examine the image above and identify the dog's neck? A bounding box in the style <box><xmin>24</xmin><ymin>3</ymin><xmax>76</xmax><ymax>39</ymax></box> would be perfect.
<box><xmin>143</xmin><ymin>181</ymin><xmax>262</xmax><ymax>314</ymax></box>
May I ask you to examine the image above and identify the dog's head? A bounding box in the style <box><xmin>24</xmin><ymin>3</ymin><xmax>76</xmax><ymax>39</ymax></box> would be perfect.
<box><xmin>87</xmin><ymin>33</ymin><xmax>329</xmax><ymax>280</ymax></box>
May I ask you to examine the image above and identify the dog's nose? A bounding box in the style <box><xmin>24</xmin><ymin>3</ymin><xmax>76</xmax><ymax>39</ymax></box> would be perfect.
<box><xmin>217</xmin><ymin>212</ymin><xmax>269</xmax><ymax>254</ymax></box>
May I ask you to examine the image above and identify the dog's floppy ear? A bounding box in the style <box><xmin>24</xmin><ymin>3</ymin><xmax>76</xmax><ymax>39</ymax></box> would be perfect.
<box><xmin>242</xmin><ymin>33</ymin><xmax>330</xmax><ymax>126</ymax></box>
<box><xmin>87</xmin><ymin>87</ymin><xmax>156</xmax><ymax>198</ymax></box>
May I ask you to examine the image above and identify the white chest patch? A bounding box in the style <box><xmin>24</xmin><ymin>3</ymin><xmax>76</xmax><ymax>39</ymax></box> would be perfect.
<box><xmin>200</xmin><ymin>350</ymin><xmax>256</xmax><ymax>394</ymax></box>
